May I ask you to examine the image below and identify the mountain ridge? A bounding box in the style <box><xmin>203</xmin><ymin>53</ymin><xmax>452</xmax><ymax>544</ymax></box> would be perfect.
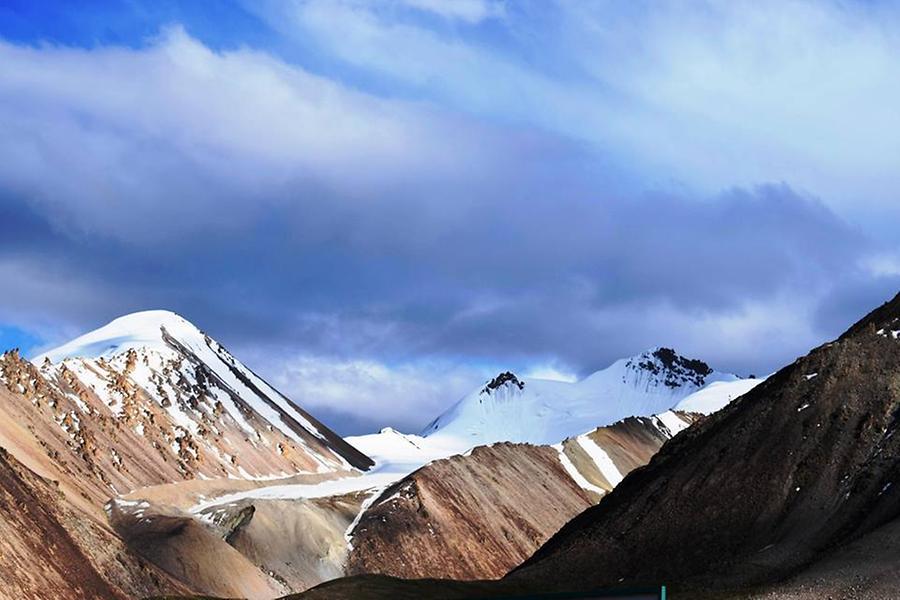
<box><xmin>422</xmin><ymin>346</ymin><xmax>737</xmax><ymax>446</ymax></box>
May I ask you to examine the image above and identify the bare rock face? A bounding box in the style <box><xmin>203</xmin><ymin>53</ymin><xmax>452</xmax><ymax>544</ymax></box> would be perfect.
<box><xmin>509</xmin><ymin>291</ymin><xmax>900</xmax><ymax>596</ymax></box>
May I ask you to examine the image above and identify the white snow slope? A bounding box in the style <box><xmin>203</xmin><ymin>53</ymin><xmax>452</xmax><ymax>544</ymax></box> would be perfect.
<box><xmin>423</xmin><ymin>347</ymin><xmax>743</xmax><ymax>447</ymax></box>
<box><xmin>675</xmin><ymin>377</ymin><xmax>765</xmax><ymax>414</ymax></box>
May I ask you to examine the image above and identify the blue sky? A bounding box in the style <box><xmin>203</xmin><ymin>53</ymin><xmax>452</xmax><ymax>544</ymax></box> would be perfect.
<box><xmin>2</xmin><ymin>0</ymin><xmax>900</xmax><ymax>434</ymax></box>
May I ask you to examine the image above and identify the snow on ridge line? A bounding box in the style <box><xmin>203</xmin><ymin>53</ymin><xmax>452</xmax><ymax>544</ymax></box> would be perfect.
<box><xmin>423</xmin><ymin>347</ymin><xmax>744</xmax><ymax>447</ymax></box>
<box><xmin>34</xmin><ymin>310</ymin><xmax>199</xmax><ymax>364</ymax></box>
<box><xmin>653</xmin><ymin>410</ymin><xmax>690</xmax><ymax>437</ymax></box>
<box><xmin>674</xmin><ymin>378</ymin><xmax>765</xmax><ymax>415</ymax></box>
<box><xmin>206</xmin><ymin>338</ymin><xmax>330</xmax><ymax>445</ymax></box>
<box><xmin>553</xmin><ymin>443</ymin><xmax>605</xmax><ymax>496</ymax></box>
<box><xmin>576</xmin><ymin>434</ymin><xmax>624</xmax><ymax>487</ymax></box>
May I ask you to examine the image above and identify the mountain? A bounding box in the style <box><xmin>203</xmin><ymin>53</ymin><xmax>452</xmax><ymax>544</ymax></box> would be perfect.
<box><xmin>502</xmin><ymin>291</ymin><xmax>900</xmax><ymax>596</ymax></box>
<box><xmin>169</xmin><ymin>347</ymin><xmax>743</xmax><ymax>593</ymax></box>
<box><xmin>0</xmin><ymin>310</ymin><xmax>377</xmax><ymax>598</ymax></box>
<box><xmin>423</xmin><ymin>347</ymin><xmax>736</xmax><ymax>446</ymax></box>
<box><xmin>289</xmin><ymin>292</ymin><xmax>900</xmax><ymax>600</ymax></box>
<box><xmin>0</xmin><ymin>309</ymin><xmax>762</xmax><ymax>598</ymax></box>
<box><xmin>344</xmin><ymin>410</ymin><xmax>701</xmax><ymax>582</ymax></box>
<box><xmin>30</xmin><ymin>310</ymin><xmax>372</xmax><ymax>485</ymax></box>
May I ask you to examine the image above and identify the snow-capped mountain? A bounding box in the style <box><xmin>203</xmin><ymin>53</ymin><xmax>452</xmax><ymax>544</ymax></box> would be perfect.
<box><xmin>0</xmin><ymin>310</ymin><xmax>371</xmax><ymax>502</ymax></box>
<box><xmin>422</xmin><ymin>347</ymin><xmax>739</xmax><ymax>446</ymax></box>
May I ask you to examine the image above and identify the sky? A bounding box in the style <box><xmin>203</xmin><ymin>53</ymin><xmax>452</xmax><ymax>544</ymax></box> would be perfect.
<box><xmin>1</xmin><ymin>0</ymin><xmax>900</xmax><ymax>435</ymax></box>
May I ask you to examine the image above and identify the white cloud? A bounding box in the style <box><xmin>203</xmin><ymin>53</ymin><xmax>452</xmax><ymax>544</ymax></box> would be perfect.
<box><xmin>401</xmin><ymin>0</ymin><xmax>505</xmax><ymax>23</ymax></box>
<box><xmin>522</xmin><ymin>365</ymin><xmax>578</xmax><ymax>383</ymax></box>
<box><xmin>254</xmin><ymin>0</ymin><xmax>900</xmax><ymax>217</ymax></box>
<box><xmin>261</xmin><ymin>354</ymin><xmax>493</xmax><ymax>432</ymax></box>
<box><xmin>0</xmin><ymin>26</ymin><xmax>505</xmax><ymax>244</ymax></box>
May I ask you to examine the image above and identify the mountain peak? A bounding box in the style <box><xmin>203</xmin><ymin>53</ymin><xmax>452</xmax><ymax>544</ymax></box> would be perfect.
<box><xmin>480</xmin><ymin>371</ymin><xmax>525</xmax><ymax>395</ymax></box>
<box><xmin>24</xmin><ymin>309</ymin><xmax>375</xmax><ymax>475</ymax></box>
<box><xmin>34</xmin><ymin>310</ymin><xmax>204</xmax><ymax>364</ymax></box>
<box><xmin>624</xmin><ymin>347</ymin><xmax>713</xmax><ymax>389</ymax></box>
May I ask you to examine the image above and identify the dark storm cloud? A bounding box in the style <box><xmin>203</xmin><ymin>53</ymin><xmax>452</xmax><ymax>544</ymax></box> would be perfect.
<box><xmin>0</xmin><ymin>162</ymin><xmax>872</xmax><ymax>378</ymax></box>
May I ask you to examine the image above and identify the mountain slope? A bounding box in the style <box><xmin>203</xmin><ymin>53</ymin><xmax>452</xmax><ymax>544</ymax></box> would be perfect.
<box><xmin>0</xmin><ymin>310</ymin><xmax>376</xmax><ymax>597</ymax></box>
<box><xmin>344</xmin><ymin>411</ymin><xmax>700</xmax><ymax>581</ymax></box>
<box><xmin>423</xmin><ymin>347</ymin><xmax>735</xmax><ymax>446</ymax></box>
<box><xmin>0</xmin><ymin>446</ymin><xmax>189</xmax><ymax>599</ymax></box>
<box><xmin>1</xmin><ymin>310</ymin><xmax>372</xmax><ymax>509</ymax></box>
<box><xmin>506</xmin><ymin>291</ymin><xmax>900</xmax><ymax>595</ymax></box>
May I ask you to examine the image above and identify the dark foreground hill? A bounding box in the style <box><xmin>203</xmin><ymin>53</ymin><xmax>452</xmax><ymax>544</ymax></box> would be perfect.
<box><xmin>509</xmin><ymin>291</ymin><xmax>900</xmax><ymax>596</ymax></box>
<box><xmin>291</xmin><ymin>291</ymin><xmax>900</xmax><ymax>599</ymax></box>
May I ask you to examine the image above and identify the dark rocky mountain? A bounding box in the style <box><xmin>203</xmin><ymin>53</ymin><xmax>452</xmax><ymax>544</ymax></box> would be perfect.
<box><xmin>507</xmin><ymin>291</ymin><xmax>900</xmax><ymax>596</ymax></box>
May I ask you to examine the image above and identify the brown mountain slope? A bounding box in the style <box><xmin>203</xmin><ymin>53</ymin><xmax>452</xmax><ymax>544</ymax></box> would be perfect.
<box><xmin>344</xmin><ymin>412</ymin><xmax>700</xmax><ymax>582</ymax></box>
<box><xmin>507</xmin><ymin>291</ymin><xmax>900</xmax><ymax>595</ymax></box>
<box><xmin>346</xmin><ymin>443</ymin><xmax>593</xmax><ymax>580</ymax></box>
<box><xmin>0</xmin><ymin>446</ymin><xmax>189</xmax><ymax>600</ymax></box>
<box><xmin>0</xmin><ymin>311</ymin><xmax>376</xmax><ymax>598</ymax></box>
<box><xmin>0</xmin><ymin>343</ymin><xmax>367</xmax><ymax>510</ymax></box>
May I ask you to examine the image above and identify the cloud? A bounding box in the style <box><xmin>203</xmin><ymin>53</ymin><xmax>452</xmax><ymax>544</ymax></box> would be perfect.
<box><xmin>0</xmin><ymin>26</ymin><xmax>515</xmax><ymax>245</ymax></box>
<box><xmin>251</xmin><ymin>352</ymin><xmax>493</xmax><ymax>434</ymax></box>
<box><xmin>253</xmin><ymin>0</ymin><xmax>900</xmax><ymax>215</ymax></box>
<box><xmin>0</xmin><ymin>15</ymin><xmax>898</xmax><ymax>433</ymax></box>
<box><xmin>400</xmin><ymin>0</ymin><xmax>505</xmax><ymax>23</ymax></box>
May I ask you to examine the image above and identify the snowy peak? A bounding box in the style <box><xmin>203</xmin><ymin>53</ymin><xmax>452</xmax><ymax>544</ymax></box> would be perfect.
<box><xmin>481</xmin><ymin>371</ymin><xmax>525</xmax><ymax>395</ymax></box>
<box><xmin>423</xmin><ymin>347</ymin><xmax>739</xmax><ymax>447</ymax></box>
<box><xmin>620</xmin><ymin>347</ymin><xmax>714</xmax><ymax>390</ymax></box>
<box><xmin>35</xmin><ymin>310</ymin><xmax>207</xmax><ymax>364</ymax></box>
<box><xmin>25</xmin><ymin>311</ymin><xmax>374</xmax><ymax>482</ymax></box>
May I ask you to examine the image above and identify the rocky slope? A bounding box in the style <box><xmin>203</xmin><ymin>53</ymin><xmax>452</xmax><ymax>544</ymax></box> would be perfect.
<box><xmin>0</xmin><ymin>445</ymin><xmax>189</xmax><ymax>600</ymax></box>
<box><xmin>345</xmin><ymin>410</ymin><xmax>700</xmax><ymax>581</ymax></box>
<box><xmin>0</xmin><ymin>310</ymin><xmax>375</xmax><ymax>598</ymax></box>
<box><xmin>505</xmin><ymin>291</ymin><xmax>900</xmax><ymax>596</ymax></box>
<box><xmin>346</xmin><ymin>443</ymin><xmax>594</xmax><ymax>580</ymax></box>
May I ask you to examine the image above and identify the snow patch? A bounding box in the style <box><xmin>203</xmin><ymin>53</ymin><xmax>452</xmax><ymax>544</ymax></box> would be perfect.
<box><xmin>577</xmin><ymin>435</ymin><xmax>624</xmax><ymax>487</ymax></box>
<box><xmin>553</xmin><ymin>443</ymin><xmax>605</xmax><ymax>496</ymax></box>
<box><xmin>675</xmin><ymin>378</ymin><xmax>764</xmax><ymax>415</ymax></box>
<box><xmin>653</xmin><ymin>410</ymin><xmax>690</xmax><ymax>437</ymax></box>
